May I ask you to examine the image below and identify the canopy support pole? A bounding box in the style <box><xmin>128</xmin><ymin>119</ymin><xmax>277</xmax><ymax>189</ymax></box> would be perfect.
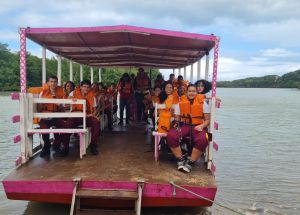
<box><xmin>172</xmin><ymin>68</ymin><xmax>175</xmax><ymax>75</ymax></box>
<box><xmin>80</xmin><ymin>65</ymin><xmax>83</xmax><ymax>82</ymax></box>
<box><xmin>57</xmin><ymin>55</ymin><xmax>62</xmax><ymax>86</ymax></box>
<box><xmin>19</xmin><ymin>28</ymin><xmax>27</xmax><ymax>93</ymax></box>
<box><xmin>184</xmin><ymin>67</ymin><xmax>187</xmax><ymax>80</ymax></box>
<box><xmin>205</xmin><ymin>52</ymin><xmax>210</xmax><ymax>80</ymax></box>
<box><xmin>42</xmin><ymin>46</ymin><xmax>46</xmax><ymax>84</ymax></box>
<box><xmin>211</xmin><ymin>38</ymin><xmax>220</xmax><ymax>97</ymax></box>
<box><xmin>179</xmin><ymin>68</ymin><xmax>181</xmax><ymax>76</ymax></box>
<box><xmin>98</xmin><ymin>68</ymin><xmax>102</xmax><ymax>82</ymax></box>
<box><xmin>69</xmin><ymin>61</ymin><xmax>73</xmax><ymax>81</ymax></box>
<box><xmin>197</xmin><ymin>60</ymin><xmax>201</xmax><ymax>81</ymax></box>
<box><xmin>190</xmin><ymin>64</ymin><xmax>194</xmax><ymax>83</ymax></box>
<box><xmin>90</xmin><ymin>67</ymin><xmax>94</xmax><ymax>84</ymax></box>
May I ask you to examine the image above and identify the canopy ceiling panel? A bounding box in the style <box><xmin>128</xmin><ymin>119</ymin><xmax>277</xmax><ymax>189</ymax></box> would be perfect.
<box><xmin>26</xmin><ymin>25</ymin><xmax>217</xmax><ymax>68</ymax></box>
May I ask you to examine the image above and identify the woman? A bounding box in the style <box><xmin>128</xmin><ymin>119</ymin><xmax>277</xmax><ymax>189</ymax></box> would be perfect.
<box><xmin>195</xmin><ymin>79</ymin><xmax>221</xmax><ymax>102</ymax></box>
<box><xmin>166</xmin><ymin>84</ymin><xmax>210</xmax><ymax>173</ymax></box>
<box><xmin>63</xmin><ymin>81</ymin><xmax>75</xmax><ymax>98</ymax></box>
<box><xmin>156</xmin><ymin>82</ymin><xmax>174</xmax><ymax>133</ymax></box>
<box><xmin>118</xmin><ymin>73</ymin><xmax>134</xmax><ymax>125</ymax></box>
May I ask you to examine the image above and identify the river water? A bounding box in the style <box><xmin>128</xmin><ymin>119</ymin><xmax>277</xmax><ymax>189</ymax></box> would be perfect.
<box><xmin>0</xmin><ymin>88</ymin><xmax>299</xmax><ymax>215</ymax></box>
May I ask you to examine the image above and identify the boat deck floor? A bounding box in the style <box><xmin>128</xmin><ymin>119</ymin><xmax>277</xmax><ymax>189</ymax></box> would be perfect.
<box><xmin>5</xmin><ymin>123</ymin><xmax>215</xmax><ymax>187</ymax></box>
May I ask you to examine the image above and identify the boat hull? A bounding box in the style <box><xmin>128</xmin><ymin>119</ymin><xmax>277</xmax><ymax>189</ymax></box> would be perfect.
<box><xmin>3</xmin><ymin>180</ymin><xmax>217</xmax><ymax>207</ymax></box>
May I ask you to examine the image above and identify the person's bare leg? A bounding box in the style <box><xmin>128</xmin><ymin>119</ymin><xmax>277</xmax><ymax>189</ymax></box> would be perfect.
<box><xmin>190</xmin><ymin>148</ymin><xmax>202</xmax><ymax>162</ymax></box>
<box><xmin>170</xmin><ymin>146</ymin><xmax>183</xmax><ymax>158</ymax></box>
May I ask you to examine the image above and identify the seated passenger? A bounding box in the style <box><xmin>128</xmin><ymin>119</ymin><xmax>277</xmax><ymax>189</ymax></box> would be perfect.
<box><xmin>166</xmin><ymin>84</ymin><xmax>210</xmax><ymax>173</ymax></box>
<box><xmin>63</xmin><ymin>81</ymin><xmax>75</xmax><ymax>111</ymax></box>
<box><xmin>91</xmin><ymin>83</ymin><xmax>105</xmax><ymax>117</ymax></box>
<box><xmin>57</xmin><ymin>80</ymin><xmax>100</xmax><ymax>157</ymax></box>
<box><xmin>117</xmin><ymin>73</ymin><xmax>133</xmax><ymax>125</ymax></box>
<box><xmin>156</xmin><ymin>82</ymin><xmax>174</xmax><ymax>133</ymax></box>
<box><xmin>154</xmin><ymin>74</ymin><xmax>165</xmax><ymax>89</ymax></box>
<box><xmin>38</xmin><ymin>76</ymin><xmax>67</xmax><ymax>157</ymax></box>
<box><xmin>195</xmin><ymin>79</ymin><xmax>221</xmax><ymax>102</ymax></box>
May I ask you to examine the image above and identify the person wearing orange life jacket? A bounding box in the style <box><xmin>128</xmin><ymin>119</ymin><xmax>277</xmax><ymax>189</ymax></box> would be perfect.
<box><xmin>91</xmin><ymin>83</ymin><xmax>105</xmax><ymax>118</ymax></box>
<box><xmin>134</xmin><ymin>67</ymin><xmax>151</xmax><ymax>122</ymax></box>
<box><xmin>156</xmin><ymin>82</ymin><xmax>174</xmax><ymax>133</ymax></box>
<box><xmin>154</xmin><ymin>74</ymin><xmax>165</xmax><ymax>89</ymax></box>
<box><xmin>57</xmin><ymin>80</ymin><xmax>100</xmax><ymax>157</ymax></box>
<box><xmin>37</xmin><ymin>76</ymin><xmax>67</xmax><ymax>157</ymax></box>
<box><xmin>166</xmin><ymin>84</ymin><xmax>211</xmax><ymax>173</ymax></box>
<box><xmin>118</xmin><ymin>73</ymin><xmax>134</xmax><ymax>125</ymax></box>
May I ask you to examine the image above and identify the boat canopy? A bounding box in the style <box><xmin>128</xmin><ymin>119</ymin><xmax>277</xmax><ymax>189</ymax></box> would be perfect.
<box><xmin>25</xmin><ymin>25</ymin><xmax>217</xmax><ymax>69</ymax></box>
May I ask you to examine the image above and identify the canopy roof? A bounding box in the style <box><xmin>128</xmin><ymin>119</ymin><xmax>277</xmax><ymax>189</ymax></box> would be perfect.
<box><xmin>25</xmin><ymin>25</ymin><xmax>217</xmax><ymax>69</ymax></box>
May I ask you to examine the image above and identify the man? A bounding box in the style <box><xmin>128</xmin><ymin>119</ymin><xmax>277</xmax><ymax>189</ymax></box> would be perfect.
<box><xmin>134</xmin><ymin>67</ymin><xmax>151</xmax><ymax>122</ymax></box>
<box><xmin>57</xmin><ymin>80</ymin><xmax>100</xmax><ymax>156</ymax></box>
<box><xmin>38</xmin><ymin>76</ymin><xmax>66</xmax><ymax>157</ymax></box>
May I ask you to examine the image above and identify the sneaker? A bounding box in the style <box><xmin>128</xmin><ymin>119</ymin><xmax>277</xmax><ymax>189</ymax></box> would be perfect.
<box><xmin>91</xmin><ymin>145</ymin><xmax>99</xmax><ymax>155</ymax></box>
<box><xmin>40</xmin><ymin>148</ymin><xmax>50</xmax><ymax>157</ymax></box>
<box><xmin>176</xmin><ymin>157</ymin><xmax>185</xmax><ymax>171</ymax></box>
<box><xmin>182</xmin><ymin>158</ymin><xmax>194</xmax><ymax>173</ymax></box>
<box><xmin>53</xmin><ymin>149</ymin><xmax>68</xmax><ymax>157</ymax></box>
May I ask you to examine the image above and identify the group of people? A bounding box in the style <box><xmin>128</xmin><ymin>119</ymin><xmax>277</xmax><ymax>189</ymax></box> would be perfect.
<box><xmin>36</xmin><ymin>67</ymin><xmax>215</xmax><ymax>174</ymax></box>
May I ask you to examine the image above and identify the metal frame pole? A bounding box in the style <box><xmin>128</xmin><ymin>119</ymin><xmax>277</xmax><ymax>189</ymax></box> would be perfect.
<box><xmin>172</xmin><ymin>68</ymin><xmax>175</xmax><ymax>75</ymax></box>
<box><xmin>57</xmin><ymin>55</ymin><xmax>62</xmax><ymax>86</ymax></box>
<box><xmin>197</xmin><ymin>60</ymin><xmax>201</xmax><ymax>81</ymax></box>
<box><xmin>19</xmin><ymin>28</ymin><xmax>27</xmax><ymax>92</ymax></box>
<box><xmin>42</xmin><ymin>46</ymin><xmax>46</xmax><ymax>84</ymax></box>
<box><xmin>80</xmin><ymin>65</ymin><xmax>83</xmax><ymax>82</ymax></box>
<box><xmin>99</xmin><ymin>68</ymin><xmax>102</xmax><ymax>82</ymax></box>
<box><xmin>90</xmin><ymin>67</ymin><xmax>94</xmax><ymax>84</ymax></box>
<box><xmin>190</xmin><ymin>63</ymin><xmax>194</xmax><ymax>83</ymax></box>
<box><xmin>184</xmin><ymin>67</ymin><xmax>186</xmax><ymax>80</ymax></box>
<box><xmin>179</xmin><ymin>68</ymin><xmax>181</xmax><ymax>76</ymax></box>
<box><xmin>69</xmin><ymin>61</ymin><xmax>73</xmax><ymax>81</ymax></box>
<box><xmin>205</xmin><ymin>52</ymin><xmax>210</xmax><ymax>80</ymax></box>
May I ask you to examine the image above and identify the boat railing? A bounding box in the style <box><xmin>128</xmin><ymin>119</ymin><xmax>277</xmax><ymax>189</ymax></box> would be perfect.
<box><xmin>151</xmin><ymin>100</ymin><xmax>219</xmax><ymax>171</ymax></box>
<box><xmin>12</xmin><ymin>92</ymin><xmax>92</xmax><ymax>165</ymax></box>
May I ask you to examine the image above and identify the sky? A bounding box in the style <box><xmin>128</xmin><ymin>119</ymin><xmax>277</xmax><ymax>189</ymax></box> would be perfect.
<box><xmin>1</xmin><ymin>0</ymin><xmax>300</xmax><ymax>81</ymax></box>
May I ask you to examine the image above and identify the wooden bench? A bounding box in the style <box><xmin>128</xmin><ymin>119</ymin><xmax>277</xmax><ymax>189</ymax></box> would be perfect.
<box><xmin>19</xmin><ymin>93</ymin><xmax>91</xmax><ymax>162</ymax></box>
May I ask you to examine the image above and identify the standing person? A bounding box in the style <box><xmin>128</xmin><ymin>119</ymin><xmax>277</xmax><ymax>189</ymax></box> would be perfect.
<box><xmin>154</xmin><ymin>74</ymin><xmax>165</xmax><ymax>89</ymax></box>
<box><xmin>117</xmin><ymin>73</ymin><xmax>133</xmax><ymax>125</ymax></box>
<box><xmin>38</xmin><ymin>76</ymin><xmax>66</xmax><ymax>157</ymax></box>
<box><xmin>58</xmin><ymin>80</ymin><xmax>100</xmax><ymax>157</ymax></box>
<box><xmin>134</xmin><ymin>67</ymin><xmax>151</xmax><ymax>122</ymax></box>
<box><xmin>166</xmin><ymin>84</ymin><xmax>210</xmax><ymax>173</ymax></box>
<box><xmin>168</xmin><ymin>73</ymin><xmax>176</xmax><ymax>85</ymax></box>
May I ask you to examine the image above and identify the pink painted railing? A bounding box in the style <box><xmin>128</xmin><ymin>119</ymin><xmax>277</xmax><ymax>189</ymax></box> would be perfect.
<box><xmin>11</xmin><ymin>92</ymin><xmax>20</xmax><ymax>100</ymax></box>
<box><xmin>12</xmin><ymin>115</ymin><xmax>20</xmax><ymax>123</ymax></box>
<box><xmin>13</xmin><ymin>135</ymin><xmax>21</xmax><ymax>144</ymax></box>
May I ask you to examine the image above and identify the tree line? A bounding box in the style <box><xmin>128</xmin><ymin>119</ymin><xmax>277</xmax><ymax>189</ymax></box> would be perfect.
<box><xmin>217</xmin><ymin>70</ymin><xmax>300</xmax><ymax>89</ymax></box>
<box><xmin>0</xmin><ymin>43</ymin><xmax>160</xmax><ymax>91</ymax></box>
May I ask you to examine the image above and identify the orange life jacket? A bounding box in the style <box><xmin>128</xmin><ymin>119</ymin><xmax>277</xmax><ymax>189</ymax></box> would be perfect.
<box><xmin>28</xmin><ymin>87</ymin><xmax>43</xmax><ymax>95</ymax></box>
<box><xmin>157</xmin><ymin>95</ymin><xmax>173</xmax><ymax>133</ymax></box>
<box><xmin>40</xmin><ymin>84</ymin><xmax>64</xmax><ymax>112</ymax></box>
<box><xmin>179</xmin><ymin>94</ymin><xmax>205</xmax><ymax>125</ymax></box>
<box><xmin>119</xmin><ymin>81</ymin><xmax>132</xmax><ymax>94</ymax></box>
<box><xmin>136</xmin><ymin>75</ymin><xmax>149</xmax><ymax>91</ymax></box>
<box><xmin>151</xmin><ymin>95</ymin><xmax>160</xmax><ymax>104</ymax></box>
<box><xmin>72</xmin><ymin>89</ymin><xmax>94</xmax><ymax>114</ymax></box>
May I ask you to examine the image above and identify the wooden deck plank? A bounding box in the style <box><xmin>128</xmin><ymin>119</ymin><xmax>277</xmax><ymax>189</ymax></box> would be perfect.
<box><xmin>76</xmin><ymin>189</ymin><xmax>138</xmax><ymax>200</ymax></box>
<box><xmin>77</xmin><ymin>209</ymin><xmax>135</xmax><ymax>215</ymax></box>
<box><xmin>5</xmin><ymin>123</ymin><xmax>215</xmax><ymax>187</ymax></box>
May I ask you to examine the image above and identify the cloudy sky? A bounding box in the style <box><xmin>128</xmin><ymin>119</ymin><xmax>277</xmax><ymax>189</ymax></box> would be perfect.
<box><xmin>1</xmin><ymin>0</ymin><xmax>300</xmax><ymax>80</ymax></box>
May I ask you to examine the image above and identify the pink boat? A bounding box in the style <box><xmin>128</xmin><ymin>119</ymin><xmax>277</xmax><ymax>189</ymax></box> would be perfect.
<box><xmin>2</xmin><ymin>25</ymin><xmax>220</xmax><ymax>214</ymax></box>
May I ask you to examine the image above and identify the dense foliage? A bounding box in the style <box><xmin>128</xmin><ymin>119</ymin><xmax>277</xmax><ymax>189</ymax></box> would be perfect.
<box><xmin>0</xmin><ymin>43</ymin><xmax>160</xmax><ymax>91</ymax></box>
<box><xmin>217</xmin><ymin>70</ymin><xmax>300</xmax><ymax>89</ymax></box>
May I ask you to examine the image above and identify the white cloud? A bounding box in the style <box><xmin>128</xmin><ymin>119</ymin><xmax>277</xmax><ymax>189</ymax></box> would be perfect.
<box><xmin>260</xmin><ymin>48</ymin><xmax>299</xmax><ymax>58</ymax></box>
